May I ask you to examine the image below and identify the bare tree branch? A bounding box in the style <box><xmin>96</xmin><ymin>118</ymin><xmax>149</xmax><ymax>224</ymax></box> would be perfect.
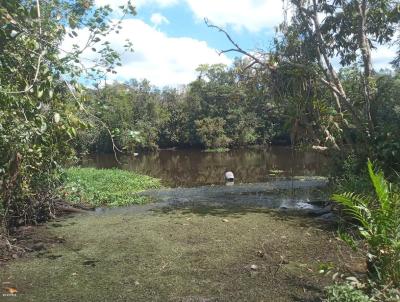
<box><xmin>204</xmin><ymin>18</ymin><xmax>276</xmax><ymax>71</ymax></box>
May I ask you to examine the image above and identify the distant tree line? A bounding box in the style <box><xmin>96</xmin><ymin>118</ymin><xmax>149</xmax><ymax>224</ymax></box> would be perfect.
<box><xmin>76</xmin><ymin>61</ymin><xmax>288</xmax><ymax>153</ymax></box>
<box><xmin>78</xmin><ymin>60</ymin><xmax>400</xmax><ymax>174</ymax></box>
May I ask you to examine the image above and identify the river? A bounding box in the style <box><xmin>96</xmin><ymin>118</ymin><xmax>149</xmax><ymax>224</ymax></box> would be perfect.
<box><xmin>81</xmin><ymin>146</ymin><xmax>330</xmax><ymax>187</ymax></box>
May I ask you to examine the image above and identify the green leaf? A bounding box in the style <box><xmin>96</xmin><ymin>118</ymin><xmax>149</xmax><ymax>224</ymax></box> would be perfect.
<box><xmin>68</xmin><ymin>17</ymin><xmax>77</xmax><ymax>28</ymax></box>
<box><xmin>37</xmin><ymin>89</ymin><xmax>44</xmax><ymax>99</ymax></box>
<box><xmin>367</xmin><ymin>160</ymin><xmax>389</xmax><ymax>212</ymax></box>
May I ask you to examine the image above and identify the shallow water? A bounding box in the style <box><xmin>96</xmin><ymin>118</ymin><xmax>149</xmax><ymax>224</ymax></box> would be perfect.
<box><xmin>82</xmin><ymin>147</ymin><xmax>330</xmax><ymax>187</ymax></box>
<box><xmin>93</xmin><ymin>178</ymin><xmax>331</xmax><ymax>217</ymax></box>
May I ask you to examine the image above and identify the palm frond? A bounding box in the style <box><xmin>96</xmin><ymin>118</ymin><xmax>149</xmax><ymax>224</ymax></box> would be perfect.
<box><xmin>368</xmin><ymin>160</ymin><xmax>390</xmax><ymax>212</ymax></box>
<box><xmin>332</xmin><ymin>193</ymin><xmax>370</xmax><ymax>230</ymax></box>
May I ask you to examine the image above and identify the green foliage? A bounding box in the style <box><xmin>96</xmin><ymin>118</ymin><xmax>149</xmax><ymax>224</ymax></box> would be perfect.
<box><xmin>76</xmin><ymin>60</ymin><xmax>286</xmax><ymax>152</ymax></box>
<box><xmin>80</xmin><ymin>61</ymin><xmax>284</xmax><ymax>152</ymax></box>
<box><xmin>332</xmin><ymin>160</ymin><xmax>400</xmax><ymax>286</ymax></box>
<box><xmin>325</xmin><ymin>281</ymin><xmax>400</xmax><ymax>302</ymax></box>
<box><xmin>372</xmin><ymin>72</ymin><xmax>400</xmax><ymax>173</ymax></box>
<box><xmin>189</xmin><ymin>62</ymin><xmax>280</xmax><ymax>147</ymax></box>
<box><xmin>334</xmin><ymin>153</ymin><xmax>372</xmax><ymax>194</ymax></box>
<box><xmin>273</xmin><ymin>0</ymin><xmax>399</xmax><ymax>156</ymax></box>
<box><xmin>61</xmin><ymin>168</ymin><xmax>162</xmax><ymax>207</ymax></box>
<box><xmin>79</xmin><ymin>80</ymin><xmax>174</xmax><ymax>153</ymax></box>
<box><xmin>325</xmin><ymin>283</ymin><xmax>371</xmax><ymax>302</ymax></box>
<box><xmin>204</xmin><ymin>148</ymin><xmax>230</xmax><ymax>153</ymax></box>
<box><xmin>0</xmin><ymin>0</ymin><xmax>135</xmax><ymax>227</ymax></box>
<box><xmin>195</xmin><ymin>117</ymin><xmax>231</xmax><ymax>149</ymax></box>
<box><xmin>329</xmin><ymin>70</ymin><xmax>400</xmax><ymax>179</ymax></box>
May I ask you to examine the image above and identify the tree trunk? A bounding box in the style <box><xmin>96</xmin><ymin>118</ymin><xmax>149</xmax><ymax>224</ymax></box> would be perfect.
<box><xmin>356</xmin><ymin>0</ymin><xmax>374</xmax><ymax>135</ymax></box>
<box><xmin>2</xmin><ymin>152</ymin><xmax>22</xmax><ymax>230</ymax></box>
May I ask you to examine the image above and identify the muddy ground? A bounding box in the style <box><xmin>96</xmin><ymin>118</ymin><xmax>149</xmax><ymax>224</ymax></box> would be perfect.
<box><xmin>0</xmin><ymin>203</ymin><xmax>365</xmax><ymax>302</ymax></box>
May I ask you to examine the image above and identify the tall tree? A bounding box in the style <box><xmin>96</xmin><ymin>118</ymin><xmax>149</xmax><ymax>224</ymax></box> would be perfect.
<box><xmin>207</xmin><ymin>0</ymin><xmax>399</xmax><ymax>149</ymax></box>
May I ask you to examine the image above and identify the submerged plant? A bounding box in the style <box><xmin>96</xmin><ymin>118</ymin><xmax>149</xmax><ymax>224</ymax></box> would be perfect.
<box><xmin>332</xmin><ymin>160</ymin><xmax>400</xmax><ymax>286</ymax></box>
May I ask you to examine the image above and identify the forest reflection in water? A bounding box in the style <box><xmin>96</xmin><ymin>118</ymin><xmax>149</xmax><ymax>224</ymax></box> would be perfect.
<box><xmin>81</xmin><ymin>147</ymin><xmax>330</xmax><ymax>187</ymax></box>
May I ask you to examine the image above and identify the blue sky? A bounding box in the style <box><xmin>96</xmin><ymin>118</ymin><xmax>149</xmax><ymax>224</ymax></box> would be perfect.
<box><xmin>63</xmin><ymin>0</ymin><xmax>397</xmax><ymax>87</ymax></box>
<box><xmin>137</xmin><ymin>2</ymin><xmax>276</xmax><ymax>53</ymax></box>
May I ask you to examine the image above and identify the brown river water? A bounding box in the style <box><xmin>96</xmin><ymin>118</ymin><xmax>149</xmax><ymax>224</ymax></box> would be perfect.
<box><xmin>81</xmin><ymin>146</ymin><xmax>330</xmax><ymax>188</ymax></box>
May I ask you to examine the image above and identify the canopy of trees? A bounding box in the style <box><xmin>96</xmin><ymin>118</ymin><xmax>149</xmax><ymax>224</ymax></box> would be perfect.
<box><xmin>0</xmin><ymin>0</ymin><xmax>135</xmax><ymax>228</ymax></box>
<box><xmin>78</xmin><ymin>62</ymin><xmax>286</xmax><ymax>153</ymax></box>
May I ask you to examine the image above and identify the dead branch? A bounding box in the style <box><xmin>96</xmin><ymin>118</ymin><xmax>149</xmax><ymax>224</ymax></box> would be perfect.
<box><xmin>204</xmin><ymin>18</ymin><xmax>275</xmax><ymax>71</ymax></box>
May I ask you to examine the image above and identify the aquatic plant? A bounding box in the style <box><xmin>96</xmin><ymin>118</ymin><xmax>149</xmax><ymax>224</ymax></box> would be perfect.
<box><xmin>61</xmin><ymin>168</ymin><xmax>162</xmax><ymax>207</ymax></box>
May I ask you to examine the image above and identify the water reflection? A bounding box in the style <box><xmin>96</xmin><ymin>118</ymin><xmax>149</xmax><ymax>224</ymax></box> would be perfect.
<box><xmin>81</xmin><ymin>147</ymin><xmax>329</xmax><ymax>187</ymax></box>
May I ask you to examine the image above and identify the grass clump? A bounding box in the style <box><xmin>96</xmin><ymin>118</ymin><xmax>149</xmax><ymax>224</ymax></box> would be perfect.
<box><xmin>61</xmin><ymin>167</ymin><xmax>162</xmax><ymax>207</ymax></box>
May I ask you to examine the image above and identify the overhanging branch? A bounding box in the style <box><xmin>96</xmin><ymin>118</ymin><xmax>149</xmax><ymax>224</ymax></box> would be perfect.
<box><xmin>204</xmin><ymin>18</ymin><xmax>275</xmax><ymax>71</ymax></box>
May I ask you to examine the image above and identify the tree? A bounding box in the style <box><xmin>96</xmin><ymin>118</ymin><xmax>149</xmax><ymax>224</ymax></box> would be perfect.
<box><xmin>207</xmin><ymin>0</ymin><xmax>399</xmax><ymax>150</ymax></box>
<box><xmin>0</xmin><ymin>0</ymin><xmax>135</xmax><ymax>228</ymax></box>
<box><xmin>195</xmin><ymin>117</ymin><xmax>231</xmax><ymax>149</ymax></box>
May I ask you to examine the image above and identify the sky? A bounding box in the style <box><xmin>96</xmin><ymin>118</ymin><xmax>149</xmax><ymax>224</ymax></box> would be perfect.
<box><xmin>64</xmin><ymin>0</ymin><xmax>398</xmax><ymax>87</ymax></box>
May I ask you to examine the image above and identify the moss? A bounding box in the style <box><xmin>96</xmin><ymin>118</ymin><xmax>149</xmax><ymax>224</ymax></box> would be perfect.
<box><xmin>0</xmin><ymin>207</ymin><xmax>361</xmax><ymax>301</ymax></box>
<box><xmin>60</xmin><ymin>168</ymin><xmax>162</xmax><ymax>207</ymax></box>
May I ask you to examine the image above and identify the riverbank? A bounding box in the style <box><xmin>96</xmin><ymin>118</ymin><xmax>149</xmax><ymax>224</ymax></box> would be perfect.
<box><xmin>0</xmin><ymin>205</ymin><xmax>365</xmax><ymax>301</ymax></box>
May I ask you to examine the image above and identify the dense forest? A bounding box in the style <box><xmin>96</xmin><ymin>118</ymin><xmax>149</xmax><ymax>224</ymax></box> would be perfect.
<box><xmin>1</xmin><ymin>0</ymin><xmax>400</xmax><ymax>301</ymax></box>
<box><xmin>78</xmin><ymin>62</ymin><xmax>286</xmax><ymax>152</ymax></box>
<box><xmin>79</xmin><ymin>63</ymin><xmax>400</xmax><ymax>169</ymax></box>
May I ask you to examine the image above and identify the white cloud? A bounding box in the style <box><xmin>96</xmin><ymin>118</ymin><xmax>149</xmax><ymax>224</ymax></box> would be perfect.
<box><xmin>62</xmin><ymin>19</ymin><xmax>231</xmax><ymax>87</ymax></box>
<box><xmin>94</xmin><ymin>0</ymin><xmax>178</xmax><ymax>9</ymax></box>
<box><xmin>150</xmin><ymin>13</ymin><xmax>170</xmax><ymax>26</ymax></box>
<box><xmin>137</xmin><ymin>0</ymin><xmax>178</xmax><ymax>7</ymax></box>
<box><xmin>184</xmin><ymin>0</ymin><xmax>285</xmax><ymax>32</ymax></box>
<box><xmin>95</xmin><ymin>0</ymin><xmax>285</xmax><ymax>32</ymax></box>
<box><xmin>371</xmin><ymin>43</ymin><xmax>396</xmax><ymax>71</ymax></box>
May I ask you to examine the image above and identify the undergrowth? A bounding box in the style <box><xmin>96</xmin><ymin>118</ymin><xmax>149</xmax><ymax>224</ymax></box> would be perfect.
<box><xmin>326</xmin><ymin>160</ymin><xmax>400</xmax><ymax>301</ymax></box>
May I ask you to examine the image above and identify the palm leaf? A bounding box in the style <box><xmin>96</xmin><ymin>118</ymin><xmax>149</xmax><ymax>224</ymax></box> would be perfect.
<box><xmin>332</xmin><ymin>193</ymin><xmax>370</xmax><ymax>230</ymax></box>
<box><xmin>368</xmin><ymin>160</ymin><xmax>390</xmax><ymax>212</ymax></box>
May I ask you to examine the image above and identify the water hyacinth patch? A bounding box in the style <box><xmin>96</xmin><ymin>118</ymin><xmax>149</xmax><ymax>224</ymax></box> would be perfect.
<box><xmin>61</xmin><ymin>168</ymin><xmax>162</xmax><ymax>207</ymax></box>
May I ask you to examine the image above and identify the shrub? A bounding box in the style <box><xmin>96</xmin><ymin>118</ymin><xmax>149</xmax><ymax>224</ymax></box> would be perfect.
<box><xmin>325</xmin><ymin>283</ymin><xmax>370</xmax><ymax>302</ymax></box>
<box><xmin>332</xmin><ymin>160</ymin><xmax>400</xmax><ymax>286</ymax></box>
<box><xmin>333</xmin><ymin>153</ymin><xmax>372</xmax><ymax>194</ymax></box>
<box><xmin>195</xmin><ymin>117</ymin><xmax>232</xmax><ymax>149</ymax></box>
